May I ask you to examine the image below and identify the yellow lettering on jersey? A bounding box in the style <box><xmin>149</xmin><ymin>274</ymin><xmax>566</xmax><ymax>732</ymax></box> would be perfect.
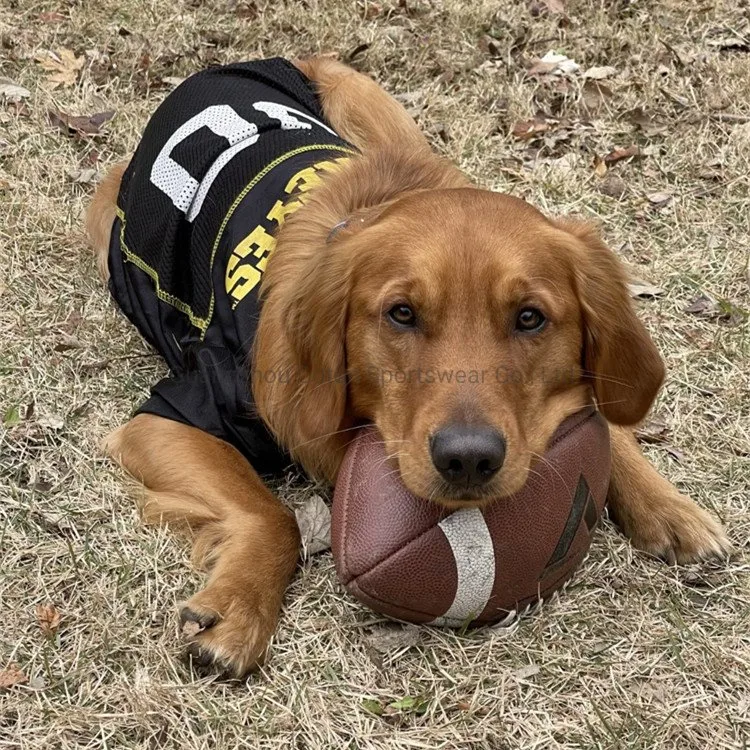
<box><xmin>225</xmin><ymin>264</ymin><xmax>262</xmax><ymax>301</ymax></box>
<box><xmin>266</xmin><ymin>197</ymin><xmax>303</xmax><ymax>226</ymax></box>
<box><xmin>284</xmin><ymin>166</ymin><xmax>324</xmax><ymax>195</ymax></box>
<box><xmin>226</xmin><ymin>156</ymin><xmax>351</xmax><ymax>308</ymax></box>
<box><xmin>226</xmin><ymin>225</ymin><xmax>276</xmax><ymax>303</ymax></box>
<box><xmin>282</xmin><ymin>157</ymin><xmax>348</xmax><ymax>195</ymax></box>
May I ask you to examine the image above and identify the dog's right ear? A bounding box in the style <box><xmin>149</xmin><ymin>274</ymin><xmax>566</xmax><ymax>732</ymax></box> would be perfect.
<box><xmin>251</xmin><ymin>214</ymin><xmax>376</xmax><ymax>482</ymax></box>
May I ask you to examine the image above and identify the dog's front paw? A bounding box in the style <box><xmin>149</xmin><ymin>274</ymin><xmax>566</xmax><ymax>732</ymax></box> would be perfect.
<box><xmin>621</xmin><ymin>491</ymin><xmax>731</xmax><ymax>565</ymax></box>
<box><xmin>178</xmin><ymin>583</ymin><xmax>280</xmax><ymax>678</ymax></box>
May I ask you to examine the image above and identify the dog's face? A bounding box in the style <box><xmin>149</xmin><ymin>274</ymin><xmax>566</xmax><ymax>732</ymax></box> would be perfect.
<box><xmin>254</xmin><ymin>187</ymin><xmax>664</xmax><ymax>502</ymax></box>
<box><xmin>344</xmin><ymin>190</ymin><xmax>593</xmax><ymax>504</ymax></box>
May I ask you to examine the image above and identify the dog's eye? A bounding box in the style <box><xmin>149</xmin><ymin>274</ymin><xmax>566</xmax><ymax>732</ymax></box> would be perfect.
<box><xmin>515</xmin><ymin>307</ymin><xmax>546</xmax><ymax>333</ymax></box>
<box><xmin>388</xmin><ymin>304</ymin><xmax>417</xmax><ymax>327</ymax></box>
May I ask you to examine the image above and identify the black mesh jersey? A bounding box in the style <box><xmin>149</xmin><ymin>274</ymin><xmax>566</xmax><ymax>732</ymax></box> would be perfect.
<box><xmin>108</xmin><ymin>58</ymin><xmax>355</xmax><ymax>474</ymax></box>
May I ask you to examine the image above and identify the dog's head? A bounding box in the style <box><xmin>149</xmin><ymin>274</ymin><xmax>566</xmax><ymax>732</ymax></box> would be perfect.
<box><xmin>253</xmin><ymin>186</ymin><xmax>663</xmax><ymax>504</ymax></box>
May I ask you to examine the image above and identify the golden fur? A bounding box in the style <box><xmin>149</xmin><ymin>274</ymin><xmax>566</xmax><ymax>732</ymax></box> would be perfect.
<box><xmin>87</xmin><ymin>56</ymin><xmax>730</xmax><ymax>677</ymax></box>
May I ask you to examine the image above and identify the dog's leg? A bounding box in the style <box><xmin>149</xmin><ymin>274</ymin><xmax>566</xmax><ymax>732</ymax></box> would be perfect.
<box><xmin>607</xmin><ymin>426</ymin><xmax>730</xmax><ymax>563</ymax></box>
<box><xmin>295</xmin><ymin>57</ymin><xmax>431</xmax><ymax>153</ymax></box>
<box><xmin>105</xmin><ymin>414</ymin><xmax>300</xmax><ymax>676</ymax></box>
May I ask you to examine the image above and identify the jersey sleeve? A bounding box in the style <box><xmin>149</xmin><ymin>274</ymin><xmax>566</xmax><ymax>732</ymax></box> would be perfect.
<box><xmin>135</xmin><ymin>344</ymin><xmax>290</xmax><ymax>476</ymax></box>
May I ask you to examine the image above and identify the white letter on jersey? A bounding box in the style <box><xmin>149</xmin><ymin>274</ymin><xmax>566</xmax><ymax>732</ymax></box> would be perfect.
<box><xmin>252</xmin><ymin>101</ymin><xmax>337</xmax><ymax>136</ymax></box>
<box><xmin>149</xmin><ymin>105</ymin><xmax>259</xmax><ymax>222</ymax></box>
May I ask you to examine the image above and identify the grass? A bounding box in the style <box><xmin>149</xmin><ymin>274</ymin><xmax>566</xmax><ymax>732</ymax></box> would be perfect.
<box><xmin>1</xmin><ymin>0</ymin><xmax>749</xmax><ymax>747</ymax></box>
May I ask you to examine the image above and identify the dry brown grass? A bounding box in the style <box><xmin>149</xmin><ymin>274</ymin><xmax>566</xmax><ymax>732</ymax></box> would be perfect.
<box><xmin>1</xmin><ymin>0</ymin><xmax>749</xmax><ymax>747</ymax></box>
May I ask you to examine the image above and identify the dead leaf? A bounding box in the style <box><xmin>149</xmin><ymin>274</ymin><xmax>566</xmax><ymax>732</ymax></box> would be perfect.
<box><xmin>583</xmin><ymin>65</ymin><xmax>617</xmax><ymax>80</ymax></box>
<box><xmin>38</xmin><ymin>10</ymin><xmax>67</xmax><ymax>23</ymax></box>
<box><xmin>598</xmin><ymin>174</ymin><xmax>628</xmax><ymax>199</ymax></box>
<box><xmin>366</xmin><ymin>624</ymin><xmax>421</xmax><ymax>654</ymax></box>
<box><xmin>528</xmin><ymin>59</ymin><xmax>560</xmax><ymax>76</ymax></box>
<box><xmin>706</xmin><ymin>29</ymin><xmax>750</xmax><ymax>52</ymax></box>
<box><xmin>346</xmin><ymin>42</ymin><xmax>371</xmax><ymax>62</ymax></box>
<box><xmin>363</xmin><ymin>645</ymin><xmax>383</xmax><ymax>670</ymax></box>
<box><xmin>705</xmin><ymin>86</ymin><xmax>730</xmax><ymax>111</ymax></box>
<box><xmin>36</xmin><ymin>603</ymin><xmax>61</xmax><ymax>637</ymax></box>
<box><xmin>479</xmin><ymin>35</ymin><xmax>501</xmax><ymax>58</ymax></box>
<box><xmin>54</xmin><ymin>333</ymin><xmax>84</xmax><ymax>351</ymax></box>
<box><xmin>665</xmin><ymin>445</ymin><xmax>685</xmax><ymax>463</ymax></box>
<box><xmin>36</xmin><ymin>48</ymin><xmax>84</xmax><ymax>88</ymax></box>
<box><xmin>685</xmin><ymin>295</ymin><xmax>746</xmax><ymax>326</ymax></box>
<box><xmin>604</xmin><ymin>145</ymin><xmax>641</xmax><ymax>165</ymax></box>
<box><xmin>593</xmin><ymin>154</ymin><xmax>607</xmax><ymax>177</ymax></box>
<box><xmin>581</xmin><ymin>80</ymin><xmax>613</xmax><ymax>113</ymax></box>
<box><xmin>699</xmin><ymin>163</ymin><xmax>724</xmax><ymax>181</ymax></box>
<box><xmin>545</xmin><ymin>152</ymin><xmax>578</xmax><ymax>177</ymax></box>
<box><xmin>538</xmin><ymin>50</ymin><xmax>579</xmax><ymax>76</ymax></box>
<box><xmin>49</xmin><ymin>109</ymin><xmax>115</xmax><ymax>137</ymax></box>
<box><xmin>201</xmin><ymin>29</ymin><xmax>231</xmax><ymax>47</ymax></box>
<box><xmin>0</xmin><ymin>664</ymin><xmax>28</xmax><ymax>690</ymax></box>
<box><xmin>0</xmin><ymin>77</ymin><xmax>31</xmax><ymax>101</ymax></box>
<box><xmin>359</xmin><ymin>0</ymin><xmax>383</xmax><ymax>19</ymax></box>
<box><xmin>38</xmin><ymin>414</ymin><xmax>65</xmax><ymax>430</ymax></box>
<box><xmin>636</xmin><ymin>420</ymin><xmax>670</xmax><ymax>444</ymax></box>
<box><xmin>627</xmin><ymin>278</ymin><xmax>664</xmax><ymax>299</ymax></box>
<box><xmin>67</xmin><ymin>167</ymin><xmax>98</xmax><ymax>184</ymax></box>
<box><xmin>625</xmin><ymin>107</ymin><xmax>668</xmax><ymax>137</ymax></box>
<box><xmin>512</xmin><ymin>114</ymin><xmax>552</xmax><ymax>140</ymax></box>
<box><xmin>7</xmin><ymin>100</ymin><xmax>31</xmax><ymax>117</ymax></box>
<box><xmin>514</xmin><ymin>664</ymin><xmax>540</xmax><ymax>680</ymax></box>
<box><xmin>684</xmin><ymin>294</ymin><xmax>716</xmax><ymax>315</ymax></box>
<box><xmin>295</xmin><ymin>494</ymin><xmax>331</xmax><ymax>555</ymax></box>
<box><xmin>660</xmin><ymin>39</ymin><xmax>695</xmax><ymax>68</ymax></box>
<box><xmin>543</xmin><ymin>127</ymin><xmax>573</xmax><ymax>149</ymax></box>
<box><xmin>531</xmin><ymin>0</ymin><xmax>565</xmax><ymax>13</ymax></box>
<box><xmin>646</xmin><ymin>191</ymin><xmax>673</xmax><ymax>206</ymax></box>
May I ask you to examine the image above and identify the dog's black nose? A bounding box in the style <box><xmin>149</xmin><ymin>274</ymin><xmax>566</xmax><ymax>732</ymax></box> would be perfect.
<box><xmin>430</xmin><ymin>424</ymin><xmax>506</xmax><ymax>487</ymax></box>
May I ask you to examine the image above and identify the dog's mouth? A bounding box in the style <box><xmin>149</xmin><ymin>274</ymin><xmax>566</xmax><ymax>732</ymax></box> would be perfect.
<box><xmin>396</xmin><ymin>463</ymin><xmax>530</xmax><ymax>510</ymax></box>
<box><xmin>432</xmin><ymin>481</ymin><xmax>502</xmax><ymax>504</ymax></box>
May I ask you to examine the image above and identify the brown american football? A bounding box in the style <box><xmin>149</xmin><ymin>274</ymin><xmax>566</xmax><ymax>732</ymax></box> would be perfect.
<box><xmin>331</xmin><ymin>407</ymin><xmax>611</xmax><ymax>626</ymax></box>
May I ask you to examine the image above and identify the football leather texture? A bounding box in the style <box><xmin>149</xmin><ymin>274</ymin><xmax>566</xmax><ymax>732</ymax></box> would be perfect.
<box><xmin>331</xmin><ymin>407</ymin><xmax>611</xmax><ymax>626</ymax></box>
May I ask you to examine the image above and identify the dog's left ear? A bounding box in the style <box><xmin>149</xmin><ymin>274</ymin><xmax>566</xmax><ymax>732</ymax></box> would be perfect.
<box><xmin>558</xmin><ymin>219</ymin><xmax>665</xmax><ymax>425</ymax></box>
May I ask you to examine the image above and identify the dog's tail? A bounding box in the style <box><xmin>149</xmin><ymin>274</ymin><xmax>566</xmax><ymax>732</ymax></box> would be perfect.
<box><xmin>86</xmin><ymin>161</ymin><xmax>128</xmax><ymax>282</ymax></box>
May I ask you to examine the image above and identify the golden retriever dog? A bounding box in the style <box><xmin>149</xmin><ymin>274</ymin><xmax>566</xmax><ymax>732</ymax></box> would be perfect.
<box><xmin>87</xmin><ymin>57</ymin><xmax>729</xmax><ymax>677</ymax></box>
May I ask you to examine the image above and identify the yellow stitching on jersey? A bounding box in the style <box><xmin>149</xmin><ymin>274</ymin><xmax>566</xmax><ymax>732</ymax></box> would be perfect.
<box><xmin>114</xmin><ymin>143</ymin><xmax>357</xmax><ymax>336</ymax></box>
<box><xmin>115</xmin><ymin>206</ymin><xmax>210</xmax><ymax>330</ymax></box>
